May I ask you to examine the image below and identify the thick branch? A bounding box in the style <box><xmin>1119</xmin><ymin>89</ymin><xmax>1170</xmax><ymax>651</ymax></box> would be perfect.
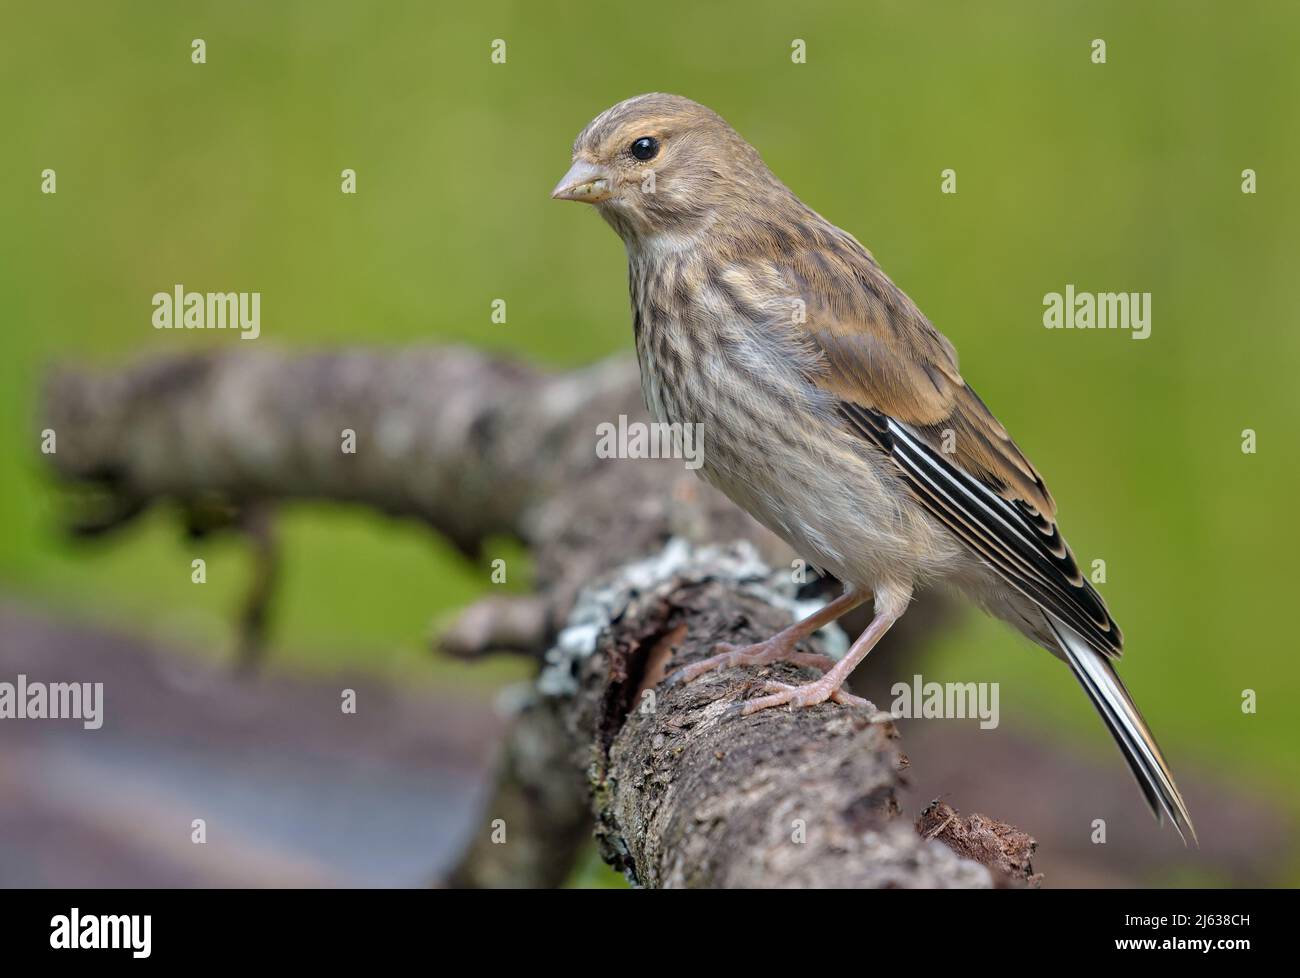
<box><xmin>41</xmin><ymin>347</ymin><xmax>1025</xmax><ymax>887</ymax></box>
<box><xmin>563</xmin><ymin>546</ymin><xmax>994</xmax><ymax>887</ymax></box>
<box><xmin>43</xmin><ymin>348</ymin><xmax>638</xmax><ymax>557</ymax></box>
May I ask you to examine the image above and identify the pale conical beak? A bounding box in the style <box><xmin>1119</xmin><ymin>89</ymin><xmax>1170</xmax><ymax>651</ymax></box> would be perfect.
<box><xmin>551</xmin><ymin>160</ymin><xmax>612</xmax><ymax>203</ymax></box>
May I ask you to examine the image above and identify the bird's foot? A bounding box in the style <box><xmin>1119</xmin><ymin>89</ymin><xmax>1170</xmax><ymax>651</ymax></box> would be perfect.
<box><xmin>725</xmin><ymin>677</ymin><xmax>869</xmax><ymax>718</ymax></box>
<box><xmin>664</xmin><ymin>637</ymin><xmax>836</xmax><ymax>688</ymax></box>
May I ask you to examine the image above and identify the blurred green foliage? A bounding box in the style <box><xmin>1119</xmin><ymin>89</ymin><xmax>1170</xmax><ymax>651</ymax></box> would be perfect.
<box><xmin>0</xmin><ymin>1</ymin><xmax>1296</xmax><ymax>851</ymax></box>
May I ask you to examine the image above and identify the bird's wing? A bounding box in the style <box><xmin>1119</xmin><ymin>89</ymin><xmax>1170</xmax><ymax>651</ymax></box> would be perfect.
<box><xmin>778</xmin><ymin>240</ymin><xmax>1122</xmax><ymax>657</ymax></box>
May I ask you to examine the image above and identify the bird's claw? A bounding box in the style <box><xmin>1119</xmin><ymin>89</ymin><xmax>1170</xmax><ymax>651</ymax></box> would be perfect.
<box><xmin>665</xmin><ymin>637</ymin><xmax>836</xmax><ymax>690</ymax></box>
<box><xmin>724</xmin><ymin>678</ymin><xmax>868</xmax><ymax>718</ymax></box>
<box><xmin>663</xmin><ymin>667</ymin><xmax>690</xmax><ymax>689</ymax></box>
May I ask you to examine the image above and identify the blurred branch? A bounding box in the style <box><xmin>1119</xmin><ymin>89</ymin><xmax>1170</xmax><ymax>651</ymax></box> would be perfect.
<box><xmin>43</xmin><ymin>348</ymin><xmax>636</xmax><ymax>559</ymax></box>
<box><xmin>436</xmin><ymin>595</ymin><xmax>550</xmax><ymax>660</ymax></box>
<box><xmin>41</xmin><ymin>346</ymin><xmax>1018</xmax><ymax>888</ymax></box>
<box><xmin>443</xmin><ymin>693</ymin><xmax>591</xmax><ymax>888</ymax></box>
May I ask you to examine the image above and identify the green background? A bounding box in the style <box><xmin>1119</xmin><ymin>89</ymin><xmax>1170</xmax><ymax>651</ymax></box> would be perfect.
<box><xmin>1</xmin><ymin>1</ymin><xmax>1296</xmax><ymax>882</ymax></box>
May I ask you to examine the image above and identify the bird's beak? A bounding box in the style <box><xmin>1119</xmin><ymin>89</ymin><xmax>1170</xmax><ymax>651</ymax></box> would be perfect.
<box><xmin>551</xmin><ymin>160</ymin><xmax>612</xmax><ymax>203</ymax></box>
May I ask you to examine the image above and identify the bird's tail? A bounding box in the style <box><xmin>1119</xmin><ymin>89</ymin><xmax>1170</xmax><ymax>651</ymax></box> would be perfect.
<box><xmin>1045</xmin><ymin>616</ymin><xmax>1197</xmax><ymax>846</ymax></box>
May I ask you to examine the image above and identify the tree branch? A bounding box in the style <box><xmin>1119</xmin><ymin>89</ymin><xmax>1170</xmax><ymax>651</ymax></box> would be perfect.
<box><xmin>41</xmin><ymin>346</ymin><xmax>1032</xmax><ymax>887</ymax></box>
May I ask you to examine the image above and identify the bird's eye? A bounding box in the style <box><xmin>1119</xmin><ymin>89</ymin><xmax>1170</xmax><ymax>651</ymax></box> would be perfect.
<box><xmin>629</xmin><ymin>136</ymin><xmax>659</xmax><ymax>162</ymax></box>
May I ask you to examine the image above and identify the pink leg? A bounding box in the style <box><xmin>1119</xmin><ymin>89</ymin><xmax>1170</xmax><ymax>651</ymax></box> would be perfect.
<box><xmin>728</xmin><ymin>594</ymin><xmax>906</xmax><ymax>717</ymax></box>
<box><xmin>665</xmin><ymin>588</ymin><xmax>867</xmax><ymax>688</ymax></box>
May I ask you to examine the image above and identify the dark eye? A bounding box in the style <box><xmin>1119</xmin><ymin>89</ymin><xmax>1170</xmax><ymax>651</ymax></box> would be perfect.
<box><xmin>629</xmin><ymin>136</ymin><xmax>659</xmax><ymax>162</ymax></box>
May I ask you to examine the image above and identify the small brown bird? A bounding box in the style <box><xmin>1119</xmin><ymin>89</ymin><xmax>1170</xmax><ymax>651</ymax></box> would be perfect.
<box><xmin>553</xmin><ymin>93</ymin><xmax>1194</xmax><ymax>841</ymax></box>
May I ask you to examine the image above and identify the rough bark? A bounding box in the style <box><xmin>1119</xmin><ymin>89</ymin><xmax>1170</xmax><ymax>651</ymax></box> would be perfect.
<box><xmin>568</xmin><ymin>556</ymin><xmax>991</xmax><ymax>888</ymax></box>
<box><xmin>917</xmin><ymin>800</ymin><xmax>1043</xmax><ymax>888</ymax></box>
<box><xmin>41</xmin><ymin>346</ymin><xmax>1033</xmax><ymax>888</ymax></box>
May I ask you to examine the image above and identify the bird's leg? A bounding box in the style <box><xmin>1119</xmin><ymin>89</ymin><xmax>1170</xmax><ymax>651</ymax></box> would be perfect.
<box><xmin>665</xmin><ymin>587</ymin><xmax>867</xmax><ymax>687</ymax></box>
<box><xmin>729</xmin><ymin>587</ymin><xmax>908</xmax><ymax>717</ymax></box>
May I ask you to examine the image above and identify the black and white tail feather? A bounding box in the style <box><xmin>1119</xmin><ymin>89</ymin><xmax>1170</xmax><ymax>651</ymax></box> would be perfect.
<box><xmin>1045</xmin><ymin>616</ymin><xmax>1196</xmax><ymax>844</ymax></box>
<box><xmin>841</xmin><ymin>402</ymin><xmax>1196</xmax><ymax>843</ymax></box>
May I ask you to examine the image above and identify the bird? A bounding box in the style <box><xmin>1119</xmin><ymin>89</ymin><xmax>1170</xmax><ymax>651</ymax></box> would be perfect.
<box><xmin>552</xmin><ymin>93</ymin><xmax>1194</xmax><ymax>842</ymax></box>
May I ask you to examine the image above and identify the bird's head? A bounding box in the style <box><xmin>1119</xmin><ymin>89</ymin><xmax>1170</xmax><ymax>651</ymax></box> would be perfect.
<box><xmin>552</xmin><ymin>93</ymin><xmax>784</xmax><ymax>245</ymax></box>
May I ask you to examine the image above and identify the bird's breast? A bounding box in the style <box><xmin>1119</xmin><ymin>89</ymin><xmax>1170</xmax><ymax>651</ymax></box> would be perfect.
<box><xmin>628</xmin><ymin>253</ymin><xmax>825</xmax><ymax>428</ymax></box>
<box><xmin>624</xmin><ymin>252</ymin><xmax>964</xmax><ymax>590</ymax></box>
<box><xmin>628</xmin><ymin>253</ymin><xmax>842</xmax><ymax>509</ymax></box>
